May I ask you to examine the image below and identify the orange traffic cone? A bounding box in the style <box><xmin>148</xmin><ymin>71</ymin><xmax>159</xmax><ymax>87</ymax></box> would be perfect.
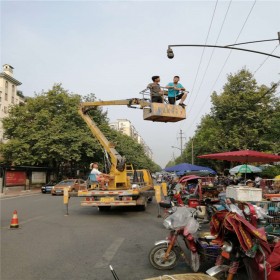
<box><xmin>10</xmin><ymin>210</ymin><xmax>19</xmax><ymax>229</ymax></box>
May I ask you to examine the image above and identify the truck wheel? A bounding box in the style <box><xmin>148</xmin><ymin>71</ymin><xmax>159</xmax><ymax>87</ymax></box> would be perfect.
<box><xmin>149</xmin><ymin>244</ymin><xmax>179</xmax><ymax>270</ymax></box>
<box><xmin>98</xmin><ymin>206</ymin><xmax>111</xmax><ymax>211</ymax></box>
<box><xmin>148</xmin><ymin>197</ymin><xmax>153</xmax><ymax>202</ymax></box>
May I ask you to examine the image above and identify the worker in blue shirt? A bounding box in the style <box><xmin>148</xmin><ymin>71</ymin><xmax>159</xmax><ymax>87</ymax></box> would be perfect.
<box><xmin>166</xmin><ymin>76</ymin><xmax>188</xmax><ymax>108</ymax></box>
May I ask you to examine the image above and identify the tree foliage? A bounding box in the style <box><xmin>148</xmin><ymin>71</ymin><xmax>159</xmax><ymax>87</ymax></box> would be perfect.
<box><xmin>0</xmin><ymin>84</ymin><xmax>160</xmax><ymax>175</ymax></box>
<box><xmin>176</xmin><ymin>69</ymin><xmax>280</xmax><ymax>174</ymax></box>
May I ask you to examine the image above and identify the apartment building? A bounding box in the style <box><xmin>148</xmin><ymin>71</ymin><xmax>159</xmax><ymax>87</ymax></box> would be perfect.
<box><xmin>0</xmin><ymin>64</ymin><xmax>24</xmax><ymax>142</ymax></box>
<box><xmin>109</xmin><ymin>119</ymin><xmax>153</xmax><ymax>159</ymax></box>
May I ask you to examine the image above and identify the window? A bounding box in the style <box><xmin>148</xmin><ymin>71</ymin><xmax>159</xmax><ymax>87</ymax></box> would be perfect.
<box><xmin>5</xmin><ymin>81</ymin><xmax>8</xmax><ymax>92</ymax></box>
<box><xmin>12</xmin><ymin>96</ymin><xmax>14</xmax><ymax>103</ymax></box>
<box><xmin>12</xmin><ymin>85</ymin><xmax>15</xmax><ymax>96</ymax></box>
<box><xmin>5</xmin><ymin>93</ymin><xmax>8</xmax><ymax>101</ymax></box>
<box><xmin>4</xmin><ymin>106</ymin><xmax>7</xmax><ymax>114</ymax></box>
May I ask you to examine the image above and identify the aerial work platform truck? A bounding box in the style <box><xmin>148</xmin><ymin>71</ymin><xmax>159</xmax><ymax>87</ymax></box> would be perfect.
<box><xmin>64</xmin><ymin>98</ymin><xmax>186</xmax><ymax>211</ymax></box>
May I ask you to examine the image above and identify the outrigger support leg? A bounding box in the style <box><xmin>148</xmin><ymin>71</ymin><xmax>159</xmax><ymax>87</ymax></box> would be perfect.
<box><xmin>64</xmin><ymin>187</ymin><xmax>69</xmax><ymax>216</ymax></box>
<box><xmin>157</xmin><ymin>203</ymin><xmax>162</xmax><ymax>218</ymax></box>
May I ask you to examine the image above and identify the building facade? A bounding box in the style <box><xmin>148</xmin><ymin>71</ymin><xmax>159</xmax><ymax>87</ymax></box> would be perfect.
<box><xmin>0</xmin><ymin>64</ymin><xmax>24</xmax><ymax>142</ymax></box>
<box><xmin>109</xmin><ymin>119</ymin><xmax>153</xmax><ymax>159</ymax></box>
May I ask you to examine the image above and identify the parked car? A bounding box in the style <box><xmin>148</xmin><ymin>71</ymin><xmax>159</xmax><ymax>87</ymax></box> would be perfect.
<box><xmin>41</xmin><ymin>181</ymin><xmax>57</xmax><ymax>194</ymax></box>
<box><xmin>51</xmin><ymin>179</ymin><xmax>87</xmax><ymax>195</ymax></box>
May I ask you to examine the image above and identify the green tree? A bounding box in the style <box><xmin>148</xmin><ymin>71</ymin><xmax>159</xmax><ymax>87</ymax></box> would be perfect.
<box><xmin>1</xmin><ymin>85</ymin><xmax>100</xmax><ymax>174</ymax></box>
<box><xmin>0</xmin><ymin>84</ymin><xmax>160</xmax><ymax>176</ymax></box>
<box><xmin>181</xmin><ymin>68</ymin><xmax>280</xmax><ymax>172</ymax></box>
<box><xmin>210</xmin><ymin>69</ymin><xmax>279</xmax><ymax>151</ymax></box>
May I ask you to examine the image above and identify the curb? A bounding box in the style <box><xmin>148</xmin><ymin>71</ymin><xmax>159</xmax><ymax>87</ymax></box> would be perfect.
<box><xmin>0</xmin><ymin>189</ymin><xmax>41</xmax><ymax>198</ymax></box>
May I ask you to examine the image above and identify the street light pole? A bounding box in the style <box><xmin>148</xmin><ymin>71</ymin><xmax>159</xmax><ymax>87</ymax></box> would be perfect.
<box><xmin>191</xmin><ymin>138</ymin><xmax>194</xmax><ymax>165</ymax></box>
<box><xmin>171</xmin><ymin>146</ymin><xmax>182</xmax><ymax>157</ymax></box>
<box><xmin>167</xmin><ymin>33</ymin><xmax>280</xmax><ymax>59</ymax></box>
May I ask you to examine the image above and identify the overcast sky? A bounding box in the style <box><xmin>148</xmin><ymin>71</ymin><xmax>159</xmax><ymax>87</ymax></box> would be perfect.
<box><xmin>1</xmin><ymin>0</ymin><xmax>280</xmax><ymax>168</ymax></box>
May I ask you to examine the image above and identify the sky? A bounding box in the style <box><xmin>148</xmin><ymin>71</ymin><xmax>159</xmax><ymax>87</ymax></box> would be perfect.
<box><xmin>1</xmin><ymin>0</ymin><xmax>280</xmax><ymax>168</ymax></box>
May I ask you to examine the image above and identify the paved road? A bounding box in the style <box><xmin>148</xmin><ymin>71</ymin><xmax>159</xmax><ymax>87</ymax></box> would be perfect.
<box><xmin>1</xmin><ymin>193</ymin><xmax>198</xmax><ymax>280</ymax></box>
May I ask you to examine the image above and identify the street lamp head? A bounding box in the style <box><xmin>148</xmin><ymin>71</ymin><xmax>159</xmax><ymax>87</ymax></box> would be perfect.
<box><xmin>167</xmin><ymin>47</ymin><xmax>174</xmax><ymax>59</ymax></box>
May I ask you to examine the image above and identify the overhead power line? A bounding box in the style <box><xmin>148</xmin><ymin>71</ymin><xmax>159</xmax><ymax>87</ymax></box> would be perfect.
<box><xmin>187</xmin><ymin>0</ymin><xmax>219</xmax><ymax>103</ymax></box>
<box><xmin>188</xmin><ymin>0</ymin><xmax>257</xmax><ymax>132</ymax></box>
<box><xmin>208</xmin><ymin>0</ymin><xmax>257</xmax><ymax>93</ymax></box>
<box><xmin>187</xmin><ymin>0</ymin><xmax>233</xmax><ymax>114</ymax></box>
<box><xmin>253</xmin><ymin>44</ymin><xmax>280</xmax><ymax>75</ymax></box>
<box><xmin>252</xmin><ymin>80</ymin><xmax>280</xmax><ymax>105</ymax></box>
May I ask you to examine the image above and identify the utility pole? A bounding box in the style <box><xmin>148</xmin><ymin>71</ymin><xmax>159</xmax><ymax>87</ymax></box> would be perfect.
<box><xmin>191</xmin><ymin>138</ymin><xmax>194</xmax><ymax>165</ymax></box>
<box><xmin>177</xmin><ymin>129</ymin><xmax>186</xmax><ymax>157</ymax></box>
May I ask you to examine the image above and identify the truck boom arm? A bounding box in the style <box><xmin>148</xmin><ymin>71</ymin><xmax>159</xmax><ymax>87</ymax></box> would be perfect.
<box><xmin>79</xmin><ymin>98</ymin><xmax>150</xmax><ymax>173</ymax></box>
<box><xmin>80</xmin><ymin>98</ymin><xmax>150</xmax><ymax>110</ymax></box>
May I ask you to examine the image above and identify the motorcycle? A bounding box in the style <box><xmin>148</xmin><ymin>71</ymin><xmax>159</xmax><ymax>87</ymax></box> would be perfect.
<box><xmin>206</xmin><ymin>210</ymin><xmax>280</xmax><ymax>280</ymax></box>
<box><xmin>149</xmin><ymin>207</ymin><xmax>220</xmax><ymax>272</ymax></box>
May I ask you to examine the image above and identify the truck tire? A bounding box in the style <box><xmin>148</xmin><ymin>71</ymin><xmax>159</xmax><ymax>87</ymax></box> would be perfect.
<box><xmin>98</xmin><ymin>206</ymin><xmax>111</xmax><ymax>211</ymax></box>
<box><xmin>149</xmin><ymin>244</ymin><xmax>179</xmax><ymax>270</ymax></box>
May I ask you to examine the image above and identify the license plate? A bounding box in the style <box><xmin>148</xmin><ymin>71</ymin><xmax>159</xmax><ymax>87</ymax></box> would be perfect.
<box><xmin>56</xmin><ymin>190</ymin><xmax>62</xmax><ymax>193</ymax></box>
<box><xmin>100</xmin><ymin>197</ymin><xmax>115</xmax><ymax>202</ymax></box>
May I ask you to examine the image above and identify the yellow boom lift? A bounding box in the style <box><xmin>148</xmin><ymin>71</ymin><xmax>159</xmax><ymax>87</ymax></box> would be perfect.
<box><xmin>64</xmin><ymin>98</ymin><xmax>186</xmax><ymax>211</ymax></box>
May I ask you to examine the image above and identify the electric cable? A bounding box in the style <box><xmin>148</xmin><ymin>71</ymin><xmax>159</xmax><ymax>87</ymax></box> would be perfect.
<box><xmin>208</xmin><ymin>0</ymin><xmax>257</xmax><ymax>94</ymax></box>
<box><xmin>187</xmin><ymin>0</ymin><xmax>257</xmax><ymax>132</ymax></box>
<box><xmin>187</xmin><ymin>0</ymin><xmax>233</xmax><ymax>114</ymax></box>
<box><xmin>187</xmin><ymin>0</ymin><xmax>219</xmax><ymax>104</ymax></box>
<box><xmin>251</xmin><ymin>80</ymin><xmax>280</xmax><ymax>105</ymax></box>
<box><xmin>253</xmin><ymin>44</ymin><xmax>279</xmax><ymax>75</ymax></box>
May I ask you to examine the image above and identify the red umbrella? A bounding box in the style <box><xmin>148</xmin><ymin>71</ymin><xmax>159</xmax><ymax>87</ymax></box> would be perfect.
<box><xmin>198</xmin><ymin>150</ymin><xmax>280</xmax><ymax>163</ymax></box>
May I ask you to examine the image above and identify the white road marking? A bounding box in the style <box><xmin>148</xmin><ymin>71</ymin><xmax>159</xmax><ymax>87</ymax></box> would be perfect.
<box><xmin>94</xmin><ymin>237</ymin><xmax>124</xmax><ymax>268</ymax></box>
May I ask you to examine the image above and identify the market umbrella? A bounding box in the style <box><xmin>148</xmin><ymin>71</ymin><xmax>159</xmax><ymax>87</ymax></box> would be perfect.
<box><xmin>198</xmin><ymin>150</ymin><xmax>280</xmax><ymax>163</ymax></box>
<box><xmin>229</xmin><ymin>164</ymin><xmax>262</xmax><ymax>174</ymax></box>
<box><xmin>164</xmin><ymin>163</ymin><xmax>216</xmax><ymax>175</ymax></box>
<box><xmin>198</xmin><ymin>150</ymin><xmax>280</xmax><ymax>180</ymax></box>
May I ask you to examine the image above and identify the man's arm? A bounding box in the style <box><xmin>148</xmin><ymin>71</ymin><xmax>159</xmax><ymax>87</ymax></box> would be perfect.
<box><xmin>175</xmin><ymin>83</ymin><xmax>185</xmax><ymax>91</ymax></box>
<box><xmin>165</xmin><ymin>82</ymin><xmax>174</xmax><ymax>89</ymax></box>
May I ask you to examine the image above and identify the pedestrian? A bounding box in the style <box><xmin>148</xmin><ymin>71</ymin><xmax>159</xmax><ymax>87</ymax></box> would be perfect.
<box><xmin>254</xmin><ymin>175</ymin><xmax>262</xmax><ymax>188</ymax></box>
<box><xmin>166</xmin><ymin>76</ymin><xmax>188</xmax><ymax>108</ymax></box>
<box><xmin>147</xmin><ymin>76</ymin><xmax>164</xmax><ymax>103</ymax></box>
<box><xmin>245</xmin><ymin>179</ymin><xmax>255</xmax><ymax>188</ymax></box>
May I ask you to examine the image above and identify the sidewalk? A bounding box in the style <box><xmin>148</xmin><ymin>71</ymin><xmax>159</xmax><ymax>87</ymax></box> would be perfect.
<box><xmin>0</xmin><ymin>188</ymin><xmax>41</xmax><ymax>198</ymax></box>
